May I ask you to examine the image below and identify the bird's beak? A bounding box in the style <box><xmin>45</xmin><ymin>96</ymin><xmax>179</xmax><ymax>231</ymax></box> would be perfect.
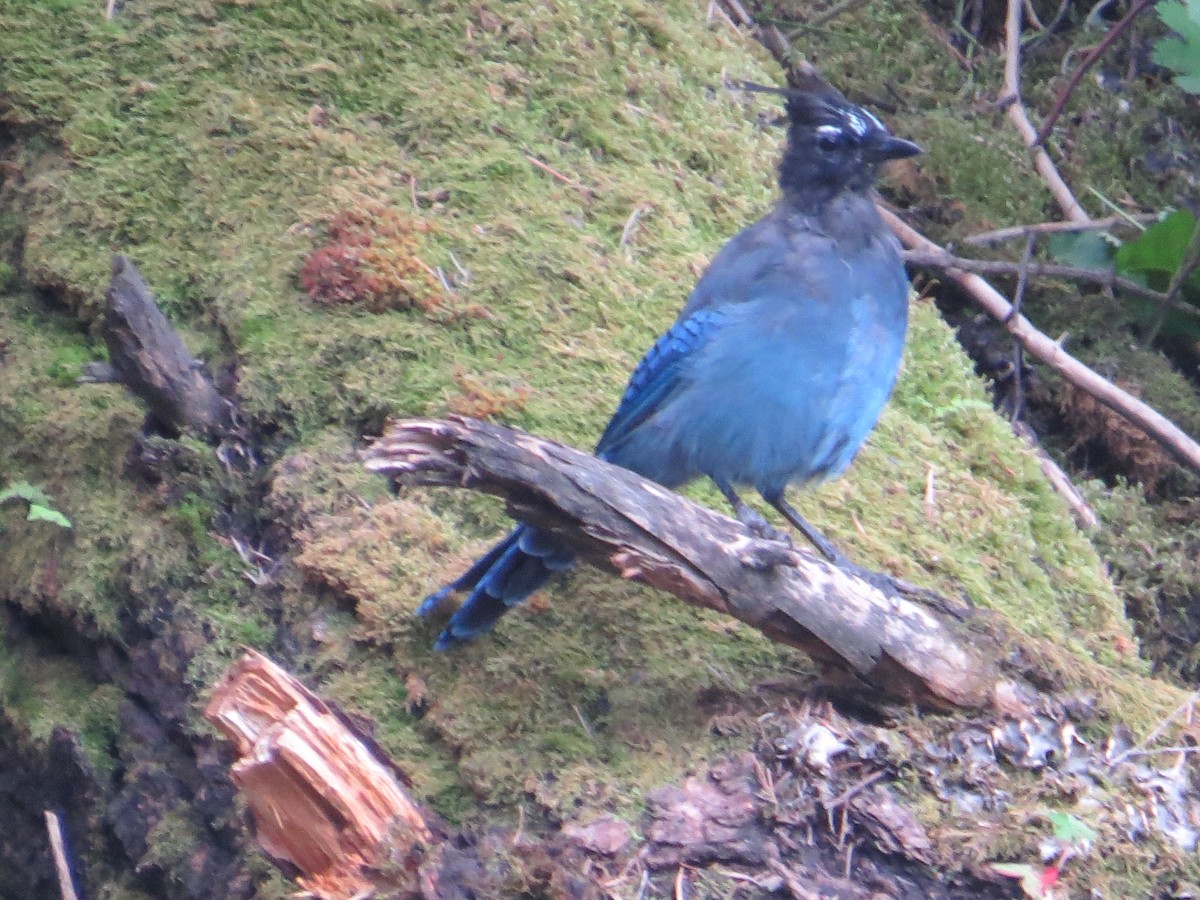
<box><xmin>866</xmin><ymin>135</ymin><xmax>923</xmax><ymax>162</ymax></box>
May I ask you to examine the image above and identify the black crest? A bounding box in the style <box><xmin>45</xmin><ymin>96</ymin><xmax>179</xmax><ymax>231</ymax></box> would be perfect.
<box><xmin>736</xmin><ymin>79</ymin><xmax>921</xmax><ymax>204</ymax></box>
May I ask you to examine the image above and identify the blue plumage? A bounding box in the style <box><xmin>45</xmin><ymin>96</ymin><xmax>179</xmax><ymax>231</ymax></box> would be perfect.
<box><xmin>422</xmin><ymin>84</ymin><xmax>921</xmax><ymax>649</ymax></box>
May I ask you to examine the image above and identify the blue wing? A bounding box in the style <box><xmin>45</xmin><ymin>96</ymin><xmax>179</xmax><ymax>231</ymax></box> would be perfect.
<box><xmin>594</xmin><ymin>308</ymin><xmax>726</xmax><ymax>462</ymax></box>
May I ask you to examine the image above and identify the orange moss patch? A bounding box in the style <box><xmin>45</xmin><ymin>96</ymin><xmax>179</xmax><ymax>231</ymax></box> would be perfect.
<box><xmin>300</xmin><ymin>202</ymin><xmax>440</xmax><ymax>313</ymax></box>
<box><xmin>293</xmin><ymin>498</ymin><xmax>459</xmax><ymax>645</ymax></box>
<box><xmin>445</xmin><ymin>368</ymin><xmax>531</xmax><ymax>419</ymax></box>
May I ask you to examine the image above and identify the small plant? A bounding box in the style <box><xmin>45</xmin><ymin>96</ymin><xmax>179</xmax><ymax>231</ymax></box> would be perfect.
<box><xmin>0</xmin><ymin>481</ymin><xmax>72</xmax><ymax>529</ymax></box>
<box><xmin>991</xmin><ymin>810</ymin><xmax>1097</xmax><ymax>899</ymax></box>
<box><xmin>1048</xmin><ymin>209</ymin><xmax>1200</xmax><ymax>337</ymax></box>
<box><xmin>1153</xmin><ymin>0</ymin><xmax>1200</xmax><ymax>93</ymax></box>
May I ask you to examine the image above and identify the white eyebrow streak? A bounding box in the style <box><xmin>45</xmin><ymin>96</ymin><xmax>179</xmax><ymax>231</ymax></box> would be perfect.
<box><xmin>817</xmin><ymin>124</ymin><xmax>843</xmax><ymax>137</ymax></box>
<box><xmin>844</xmin><ymin>111</ymin><xmax>868</xmax><ymax>136</ymax></box>
<box><xmin>860</xmin><ymin>108</ymin><xmax>884</xmax><ymax>131</ymax></box>
<box><xmin>843</xmin><ymin>107</ymin><xmax>883</xmax><ymax>137</ymax></box>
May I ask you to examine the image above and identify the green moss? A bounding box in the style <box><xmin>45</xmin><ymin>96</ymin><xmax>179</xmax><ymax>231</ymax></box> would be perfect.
<box><xmin>0</xmin><ymin>640</ymin><xmax>122</xmax><ymax>778</ymax></box>
<box><xmin>0</xmin><ymin>0</ymin><xmax>1187</xmax><ymax>893</ymax></box>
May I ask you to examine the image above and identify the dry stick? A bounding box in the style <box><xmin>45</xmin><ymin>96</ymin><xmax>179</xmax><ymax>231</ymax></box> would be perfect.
<box><xmin>1013</xmin><ymin>420</ymin><xmax>1100</xmax><ymax>529</ymax></box>
<box><xmin>963</xmin><ymin>214</ymin><xmax>1154</xmax><ymax>246</ymax></box>
<box><xmin>524</xmin><ymin>154</ymin><xmax>593</xmax><ymax>197</ymax></box>
<box><xmin>1002</xmin><ymin>0</ymin><xmax>1090</xmax><ymax>224</ymax></box>
<box><xmin>719</xmin><ymin>0</ymin><xmax>795</xmax><ymax>67</ymax></box>
<box><xmin>44</xmin><ymin>811</ymin><xmax>80</xmax><ymax>900</ymax></box>
<box><xmin>806</xmin><ymin>0</ymin><xmax>869</xmax><ymax>30</ymax></box>
<box><xmin>1032</xmin><ymin>0</ymin><xmax>1157</xmax><ymax>147</ymax></box>
<box><xmin>902</xmin><ymin>249</ymin><xmax>1200</xmax><ymax>320</ymax></box>
<box><xmin>620</xmin><ymin>205</ymin><xmax>648</xmax><ymax>248</ymax></box>
<box><xmin>883</xmin><ymin>206</ymin><xmax>1200</xmax><ymax>476</ymax></box>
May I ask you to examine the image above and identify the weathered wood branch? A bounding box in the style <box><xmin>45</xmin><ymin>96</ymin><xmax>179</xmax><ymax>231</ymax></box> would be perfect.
<box><xmin>84</xmin><ymin>254</ymin><xmax>234</xmax><ymax>440</ymax></box>
<box><xmin>204</xmin><ymin>651</ymin><xmax>439</xmax><ymax>900</ymax></box>
<box><xmin>364</xmin><ymin>417</ymin><xmax>1002</xmax><ymax>711</ymax></box>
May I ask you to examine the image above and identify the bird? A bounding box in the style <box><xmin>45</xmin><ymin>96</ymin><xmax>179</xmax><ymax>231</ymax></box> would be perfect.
<box><xmin>419</xmin><ymin>82</ymin><xmax>922</xmax><ymax>650</ymax></box>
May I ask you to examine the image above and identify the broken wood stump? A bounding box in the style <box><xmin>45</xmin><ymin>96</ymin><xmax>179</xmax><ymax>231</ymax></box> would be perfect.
<box><xmin>204</xmin><ymin>651</ymin><xmax>437</xmax><ymax>899</ymax></box>
<box><xmin>363</xmin><ymin>416</ymin><xmax>1004</xmax><ymax>711</ymax></box>
<box><xmin>82</xmin><ymin>254</ymin><xmax>234</xmax><ymax>440</ymax></box>
<box><xmin>206</xmin><ymin>651</ymin><xmax>612</xmax><ymax>899</ymax></box>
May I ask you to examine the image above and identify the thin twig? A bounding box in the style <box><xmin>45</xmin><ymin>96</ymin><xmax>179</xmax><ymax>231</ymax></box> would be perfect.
<box><xmin>1086</xmin><ymin>186</ymin><xmax>1146</xmax><ymax>229</ymax></box>
<box><xmin>675</xmin><ymin>865</ymin><xmax>689</xmax><ymax>900</ymax></box>
<box><xmin>903</xmin><ymin>249</ymin><xmax>1200</xmax><ymax>320</ymax></box>
<box><xmin>104</xmin><ymin>0</ymin><xmax>117</xmax><ymax>19</ymax></box>
<box><xmin>44</xmin><ymin>811</ymin><xmax>80</xmax><ymax>900</ymax></box>
<box><xmin>635</xmin><ymin>868</ymin><xmax>651</xmax><ymax>900</ymax></box>
<box><xmin>720</xmin><ymin>0</ymin><xmax>755</xmax><ymax>25</ymax></box>
<box><xmin>524</xmin><ymin>154</ymin><xmax>593</xmax><ymax>197</ymax></box>
<box><xmin>1012</xmin><ymin>421</ymin><xmax>1099</xmax><ymax>529</ymax></box>
<box><xmin>620</xmin><ymin>205</ymin><xmax>648</xmax><ymax>248</ymax></box>
<box><xmin>824</xmin><ymin>769</ymin><xmax>887</xmax><ymax>812</ymax></box>
<box><xmin>963</xmin><ymin>214</ymin><xmax>1154</xmax><ymax>246</ymax></box>
<box><xmin>1022</xmin><ymin>0</ymin><xmax>1045</xmax><ymax>31</ymax></box>
<box><xmin>807</xmin><ymin>0</ymin><xmax>868</xmax><ymax>29</ymax></box>
<box><xmin>1032</xmin><ymin>0</ymin><xmax>1157</xmax><ymax>146</ymax></box>
<box><xmin>1117</xmin><ymin>745</ymin><xmax>1200</xmax><ymax>760</ymax></box>
<box><xmin>1003</xmin><ymin>0</ymin><xmax>1090</xmax><ymax>223</ymax></box>
<box><xmin>882</xmin><ymin>206</ymin><xmax>1200</xmax><ymax>476</ymax></box>
<box><xmin>1109</xmin><ymin>692</ymin><xmax>1199</xmax><ymax>768</ymax></box>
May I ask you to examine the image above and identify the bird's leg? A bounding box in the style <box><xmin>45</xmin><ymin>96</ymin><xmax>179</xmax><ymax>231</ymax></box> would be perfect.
<box><xmin>713</xmin><ymin>479</ymin><xmax>791</xmax><ymax>543</ymax></box>
<box><xmin>761</xmin><ymin>491</ymin><xmax>848</xmax><ymax>565</ymax></box>
<box><xmin>763</xmin><ymin>490</ymin><xmax>918</xmax><ymax>596</ymax></box>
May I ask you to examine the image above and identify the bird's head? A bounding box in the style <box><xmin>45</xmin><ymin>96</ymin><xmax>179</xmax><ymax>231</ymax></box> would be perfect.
<box><xmin>754</xmin><ymin>84</ymin><xmax>922</xmax><ymax>205</ymax></box>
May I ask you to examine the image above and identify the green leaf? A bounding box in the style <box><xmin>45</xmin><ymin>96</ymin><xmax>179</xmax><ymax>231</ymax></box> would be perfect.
<box><xmin>1047</xmin><ymin>810</ymin><xmax>1096</xmax><ymax>844</ymax></box>
<box><xmin>1046</xmin><ymin>230</ymin><xmax>1114</xmax><ymax>272</ymax></box>
<box><xmin>0</xmin><ymin>480</ymin><xmax>53</xmax><ymax>507</ymax></box>
<box><xmin>1114</xmin><ymin>210</ymin><xmax>1198</xmax><ymax>291</ymax></box>
<box><xmin>1154</xmin><ymin>0</ymin><xmax>1200</xmax><ymax>93</ymax></box>
<box><xmin>26</xmin><ymin>504</ymin><xmax>72</xmax><ymax>529</ymax></box>
<box><xmin>1159</xmin><ymin>0</ymin><xmax>1200</xmax><ymax>46</ymax></box>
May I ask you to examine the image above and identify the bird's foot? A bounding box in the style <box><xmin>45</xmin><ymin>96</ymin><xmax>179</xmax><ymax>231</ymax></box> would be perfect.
<box><xmin>416</xmin><ymin>585</ymin><xmax>456</xmax><ymax>617</ymax></box>
<box><xmin>738</xmin><ymin>507</ymin><xmax>792</xmax><ymax>544</ymax></box>
<box><xmin>831</xmin><ymin>558</ymin><xmax>918</xmax><ymax>597</ymax></box>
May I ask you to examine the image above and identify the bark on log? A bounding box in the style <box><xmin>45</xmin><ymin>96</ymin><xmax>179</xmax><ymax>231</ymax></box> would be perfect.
<box><xmin>364</xmin><ymin>417</ymin><xmax>1002</xmax><ymax>711</ymax></box>
<box><xmin>204</xmin><ymin>651</ymin><xmax>438</xmax><ymax>900</ymax></box>
<box><xmin>90</xmin><ymin>254</ymin><xmax>234</xmax><ymax>440</ymax></box>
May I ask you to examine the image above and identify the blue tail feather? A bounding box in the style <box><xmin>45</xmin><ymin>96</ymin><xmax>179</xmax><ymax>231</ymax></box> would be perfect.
<box><xmin>424</xmin><ymin>524</ymin><xmax>574</xmax><ymax>650</ymax></box>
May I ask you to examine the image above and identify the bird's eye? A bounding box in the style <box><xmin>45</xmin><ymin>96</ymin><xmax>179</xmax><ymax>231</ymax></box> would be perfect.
<box><xmin>816</xmin><ymin>131</ymin><xmax>843</xmax><ymax>151</ymax></box>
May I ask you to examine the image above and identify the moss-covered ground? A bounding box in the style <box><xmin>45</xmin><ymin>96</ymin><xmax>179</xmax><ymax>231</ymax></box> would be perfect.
<box><xmin>1</xmin><ymin>0</ymin><xmax>1195</xmax><ymax>895</ymax></box>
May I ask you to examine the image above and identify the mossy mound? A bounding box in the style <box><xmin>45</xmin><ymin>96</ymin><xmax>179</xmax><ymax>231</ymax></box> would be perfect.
<box><xmin>0</xmin><ymin>0</ymin><xmax>1188</xmax><ymax>895</ymax></box>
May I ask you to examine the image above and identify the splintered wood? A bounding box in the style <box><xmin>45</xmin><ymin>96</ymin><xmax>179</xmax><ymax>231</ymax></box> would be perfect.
<box><xmin>204</xmin><ymin>651</ymin><xmax>433</xmax><ymax>899</ymax></box>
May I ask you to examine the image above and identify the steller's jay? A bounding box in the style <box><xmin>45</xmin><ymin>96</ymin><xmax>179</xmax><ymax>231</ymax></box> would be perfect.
<box><xmin>420</xmin><ymin>84</ymin><xmax>922</xmax><ymax>650</ymax></box>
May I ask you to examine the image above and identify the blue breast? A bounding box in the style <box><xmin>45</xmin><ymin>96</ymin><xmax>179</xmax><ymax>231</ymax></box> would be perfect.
<box><xmin>603</xmin><ymin>203</ymin><xmax>908</xmax><ymax>495</ymax></box>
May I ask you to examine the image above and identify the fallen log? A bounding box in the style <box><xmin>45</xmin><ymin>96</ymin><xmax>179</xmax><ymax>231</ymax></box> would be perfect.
<box><xmin>81</xmin><ymin>254</ymin><xmax>234</xmax><ymax>440</ymax></box>
<box><xmin>363</xmin><ymin>416</ymin><xmax>1003</xmax><ymax>711</ymax></box>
